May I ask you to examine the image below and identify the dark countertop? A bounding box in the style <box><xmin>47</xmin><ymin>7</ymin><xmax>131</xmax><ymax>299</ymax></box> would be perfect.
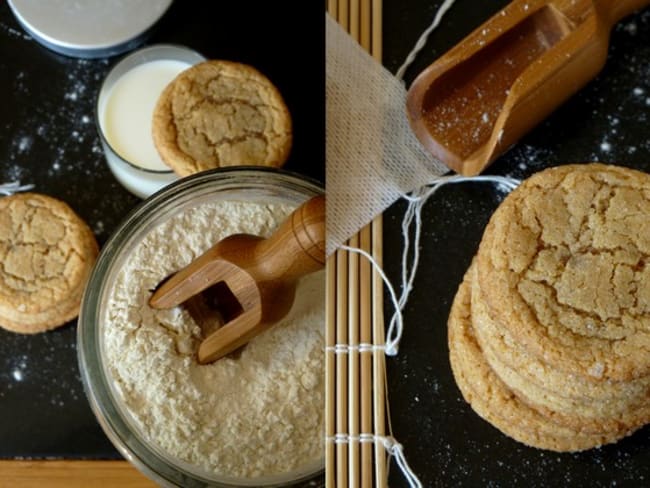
<box><xmin>0</xmin><ymin>0</ymin><xmax>324</xmax><ymax>473</ymax></box>
<box><xmin>3</xmin><ymin>1</ymin><xmax>650</xmax><ymax>485</ymax></box>
<box><xmin>383</xmin><ymin>1</ymin><xmax>650</xmax><ymax>487</ymax></box>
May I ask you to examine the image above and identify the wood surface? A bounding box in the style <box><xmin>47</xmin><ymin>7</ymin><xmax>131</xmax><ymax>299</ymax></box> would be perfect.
<box><xmin>0</xmin><ymin>461</ymin><xmax>155</xmax><ymax>488</ymax></box>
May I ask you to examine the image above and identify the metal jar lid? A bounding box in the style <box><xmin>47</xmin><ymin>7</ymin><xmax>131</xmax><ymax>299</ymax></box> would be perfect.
<box><xmin>7</xmin><ymin>0</ymin><xmax>173</xmax><ymax>58</ymax></box>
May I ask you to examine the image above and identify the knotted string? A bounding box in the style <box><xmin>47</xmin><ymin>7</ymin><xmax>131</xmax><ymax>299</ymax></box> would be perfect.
<box><xmin>334</xmin><ymin>175</ymin><xmax>519</xmax><ymax>356</ymax></box>
<box><xmin>326</xmin><ymin>434</ymin><xmax>423</xmax><ymax>488</ymax></box>
<box><xmin>390</xmin><ymin>175</ymin><xmax>519</xmax><ymax>351</ymax></box>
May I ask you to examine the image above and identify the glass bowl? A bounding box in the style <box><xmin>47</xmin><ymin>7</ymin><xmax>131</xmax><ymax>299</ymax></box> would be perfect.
<box><xmin>78</xmin><ymin>167</ymin><xmax>324</xmax><ymax>487</ymax></box>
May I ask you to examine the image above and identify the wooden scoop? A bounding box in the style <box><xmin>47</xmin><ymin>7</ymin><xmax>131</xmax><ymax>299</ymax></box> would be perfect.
<box><xmin>406</xmin><ymin>0</ymin><xmax>650</xmax><ymax>176</ymax></box>
<box><xmin>149</xmin><ymin>194</ymin><xmax>325</xmax><ymax>364</ymax></box>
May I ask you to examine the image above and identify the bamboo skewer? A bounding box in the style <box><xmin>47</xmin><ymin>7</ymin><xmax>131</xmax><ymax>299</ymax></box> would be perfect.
<box><xmin>350</xmin><ymin>0</ymin><xmax>360</xmax><ymax>44</ymax></box>
<box><xmin>339</xmin><ymin>0</ymin><xmax>350</xmax><ymax>32</ymax></box>
<box><xmin>325</xmin><ymin>254</ymin><xmax>336</xmax><ymax>488</ymax></box>
<box><xmin>371</xmin><ymin>0</ymin><xmax>382</xmax><ymax>60</ymax></box>
<box><xmin>328</xmin><ymin>0</ymin><xmax>338</xmax><ymax>22</ymax></box>
<box><xmin>369</xmin><ymin>3</ymin><xmax>387</xmax><ymax>486</ymax></box>
<box><xmin>359</xmin><ymin>225</ymin><xmax>374</xmax><ymax>488</ymax></box>
<box><xmin>336</xmin><ymin>248</ymin><xmax>349</xmax><ymax>487</ymax></box>
<box><xmin>371</xmin><ymin>219</ymin><xmax>387</xmax><ymax>486</ymax></box>
<box><xmin>360</xmin><ymin>0</ymin><xmax>371</xmax><ymax>56</ymax></box>
<box><xmin>354</xmin><ymin>4</ymin><xmax>377</xmax><ymax>487</ymax></box>
<box><xmin>348</xmin><ymin>233</ymin><xmax>360</xmax><ymax>488</ymax></box>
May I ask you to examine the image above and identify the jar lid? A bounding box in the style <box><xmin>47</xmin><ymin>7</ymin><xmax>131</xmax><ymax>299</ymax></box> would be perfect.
<box><xmin>7</xmin><ymin>0</ymin><xmax>173</xmax><ymax>58</ymax></box>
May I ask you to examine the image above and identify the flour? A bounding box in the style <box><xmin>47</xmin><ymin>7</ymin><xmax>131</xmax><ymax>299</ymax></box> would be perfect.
<box><xmin>103</xmin><ymin>200</ymin><xmax>324</xmax><ymax>479</ymax></box>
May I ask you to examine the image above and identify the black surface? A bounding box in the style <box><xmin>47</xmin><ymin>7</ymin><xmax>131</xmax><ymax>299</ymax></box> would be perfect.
<box><xmin>383</xmin><ymin>1</ymin><xmax>650</xmax><ymax>487</ymax></box>
<box><xmin>0</xmin><ymin>0</ymin><xmax>324</xmax><ymax>468</ymax></box>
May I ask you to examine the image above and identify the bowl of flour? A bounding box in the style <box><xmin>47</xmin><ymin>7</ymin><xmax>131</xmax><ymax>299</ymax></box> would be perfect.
<box><xmin>78</xmin><ymin>168</ymin><xmax>324</xmax><ymax>487</ymax></box>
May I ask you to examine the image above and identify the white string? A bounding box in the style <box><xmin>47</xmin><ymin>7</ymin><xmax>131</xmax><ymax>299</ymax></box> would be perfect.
<box><xmin>396</xmin><ymin>183</ymin><xmax>445</xmax><ymax>317</ymax></box>
<box><xmin>325</xmin><ymin>343</ymin><xmax>386</xmax><ymax>354</ymax></box>
<box><xmin>340</xmin><ymin>176</ymin><xmax>520</xmax><ymax>357</ymax></box>
<box><xmin>391</xmin><ymin>174</ymin><xmax>520</xmax><ymax>340</ymax></box>
<box><xmin>326</xmin><ymin>434</ymin><xmax>422</xmax><ymax>488</ymax></box>
<box><xmin>0</xmin><ymin>181</ymin><xmax>34</xmax><ymax>196</ymax></box>
<box><xmin>395</xmin><ymin>0</ymin><xmax>459</xmax><ymax>80</ymax></box>
<box><xmin>388</xmin><ymin>440</ymin><xmax>423</xmax><ymax>488</ymax></box>
<box><xmin>340</xmin><ymin>245</ymin><xmax>402</xmax><ymax>356</ymax></box>
<box><xmin>326</xmin><ymin>433</ymin><xmax>383</xmax><ymax>444</ymax></box>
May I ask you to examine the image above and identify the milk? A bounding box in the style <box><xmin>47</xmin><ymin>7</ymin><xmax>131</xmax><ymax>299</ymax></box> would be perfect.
<box><xmin>101</xmin><ymin>59</ymin><xmax>189</xmax><ymax>170</ymax></box>
<box><xmin>98</xmin><ymin>59</ymin><xmax>191</xmax><ymax>198</ymax></box>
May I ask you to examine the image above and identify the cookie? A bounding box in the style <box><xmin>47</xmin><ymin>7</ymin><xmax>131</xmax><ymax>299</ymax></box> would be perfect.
<box><xmin>0</xmin><ymin>193</ymin><xmax>99</xmax><ymax>333</ymax></box>
<box><xmin>448</xmin><ymin>267</ymin><xmax>628</xmax><ymax>452</ymax></box>
<box><xmin>471</xmin><ymin>273</ymin><xmax>650</xmax><ymax>433</ymax></box>
<box><xmin>153</xmin><ymin>60</ymin><xmax>292</xmax><ymax>177</ymax></box>
<box><xmin>476</xmin><ymin>164</ymin><xmax>650</xmax><ymax>381</ymax></box>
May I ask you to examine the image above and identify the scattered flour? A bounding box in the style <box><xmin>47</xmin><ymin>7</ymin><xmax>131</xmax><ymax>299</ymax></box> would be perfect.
<box><xmin>103</xmin><ymin>200</ymin><xmax>324</xmax><ymax>479</ymax></box>
<box><xmin>0</xmin><ymin>22</ymin><xmax>31</xmax><ymax>41</ymax></box>
<box><xmin>1</xmin><ymin>55</ymin><xmax>111</xmax><ymax>189</ymax></box>
<box><xmin>9</xmin><ymin>356</ymin><xmax>27</xmax><ymax>383</ymax></box>
<box><xmin>16</xmin><ymin>135</ymin><xmax>33</xmax><ymax>153</ymax></box>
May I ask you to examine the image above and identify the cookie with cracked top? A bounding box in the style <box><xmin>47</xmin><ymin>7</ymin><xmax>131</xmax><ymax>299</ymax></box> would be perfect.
<box><xmin>0</xmin><ymin>193</ymin><xmax>98</xmax><ymax>333</ymax></box>
<box><xmin>152</xmin><ymin>60</ymin><xmax>292</xmax><ymax>176</ymax></box>
<box><xmin>448</xmin><ymin>266</ymin><xmax>629</xmax><ymax>452</ymax></box>
<box><xmin>476</xmin><ymin>163</ymin><xmax>650</xmax><ymax>381</ymax></box>
<box><xmin>470</xmin><ymin>266</ymin><xmax>650</xmax><ymax>434</ymax></box>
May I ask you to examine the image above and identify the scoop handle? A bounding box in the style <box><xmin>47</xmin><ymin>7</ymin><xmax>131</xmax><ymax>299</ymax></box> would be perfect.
<box><xmin>596</xmin><ymin>0</ymin><xmax>650</xmax><ymax>24</ymax></box>
<box><xmin>253</xmin><ymin>194</ymin><xmax>326</xmax><ymax>282</ymax></box>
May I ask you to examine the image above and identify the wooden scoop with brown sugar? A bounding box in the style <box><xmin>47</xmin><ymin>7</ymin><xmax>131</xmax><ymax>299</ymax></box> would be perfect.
<box><xmin>406</xmin><ymin>0</ymin><xmax>650</xmax><ymax>176</ymax></box>
<box><xmin>149</xmin><ymin>194</ymin><xmax>325</xmax><ymax>364</ymax></box>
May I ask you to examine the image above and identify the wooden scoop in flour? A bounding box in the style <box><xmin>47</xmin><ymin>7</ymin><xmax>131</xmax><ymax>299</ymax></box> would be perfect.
<box><xmin>149</xmin><ymin>195</ymin><xmax>325</xmax><ymax>364</ymax></box>
<box><xmin>406</xmin><ymin>0</ymin><xmax>650</xmax><ymax>176</ymax></box>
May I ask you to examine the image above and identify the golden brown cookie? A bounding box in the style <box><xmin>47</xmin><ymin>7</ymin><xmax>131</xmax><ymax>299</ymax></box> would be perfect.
<box><xmin>448</xmin><ymin>267</ymin><xmax>628</xmax><ymax>452</ymax></box>
<box><xmin>471</xmin><ymin>272</ymin><xmax>650</xmax><ymax>434</ymax></box>
<box><xmin>0</xmin><ymin>193</ymin><xmax>99</xmax><ymax>333</ymax></box>
<box><xmin>152</xmin><ymin>60</ymin><xmax>292</xmax><ymax>176</ymax></box>
<box><xmin>476</xmin><ymin>164</ymin><xmax>650</xmax><ymax>381</ymax></box>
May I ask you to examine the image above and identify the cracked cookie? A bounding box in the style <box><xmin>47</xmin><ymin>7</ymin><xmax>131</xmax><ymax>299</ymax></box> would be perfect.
<box><xmin>0</xmin><ymin>193</ymin><xmax>98</xmax><ymax>333</ymax></box>
<box><xmin>476</xmin><ymin>164</ymin><xmax>650</xmax><ymax>381</ymax></box>
<box><xmin>471</xmin><ymin>266</ymin><xmax>650</xmax><ymax>434</ymax></box>
<box><xmin>448</xmin><ymin>267</ymin><xmax>627</xmax><ymax>452</ymax></box>
<box><xmin>447</xmin><ymin>164</ymin><xmax>650</xmax><ymax>452</ymax></box>
<box><xmin>152</xmin><ymin>60</ymin><xmax>292</xmax><ymax>176</ymax></box>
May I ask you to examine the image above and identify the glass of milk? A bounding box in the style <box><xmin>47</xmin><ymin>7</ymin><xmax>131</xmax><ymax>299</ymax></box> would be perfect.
<box><xmin>96</xmin><ymin>44</ymin><xmax>205</xmax><ymax>198</ymax></box>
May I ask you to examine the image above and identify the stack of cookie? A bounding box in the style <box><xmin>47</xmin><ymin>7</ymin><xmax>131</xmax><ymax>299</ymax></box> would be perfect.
<box><xmin>449</xmin><ymin>163</ymin><xmax>650</xmax><ymax>451</ymax></box>
<box><xmin>0</xmin><ymin>193</ymin><xmax>98</xmax><ymax>333</ymax></box>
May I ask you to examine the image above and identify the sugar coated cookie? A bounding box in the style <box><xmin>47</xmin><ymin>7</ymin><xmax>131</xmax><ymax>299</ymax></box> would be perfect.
<box><xmin>448</xmin><ymin>164</ymin><xmax>650</xmax><ymax>452</ymax></box>
<box><xmin>476</xmin><ymin>164</ymin><xmax>650</xmax><ymax>381</ymax></box>
<box><xmin>448</xmin><ymin>267</ymin><xmax>628</xmax><ymax>452</ymax></box>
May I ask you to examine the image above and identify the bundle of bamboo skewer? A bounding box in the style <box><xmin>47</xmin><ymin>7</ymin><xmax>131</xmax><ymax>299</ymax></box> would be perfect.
<box><xmin>326</xmin><ymin>1</ymin><xmax>388</xmax><ymax>486</ymax></box>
